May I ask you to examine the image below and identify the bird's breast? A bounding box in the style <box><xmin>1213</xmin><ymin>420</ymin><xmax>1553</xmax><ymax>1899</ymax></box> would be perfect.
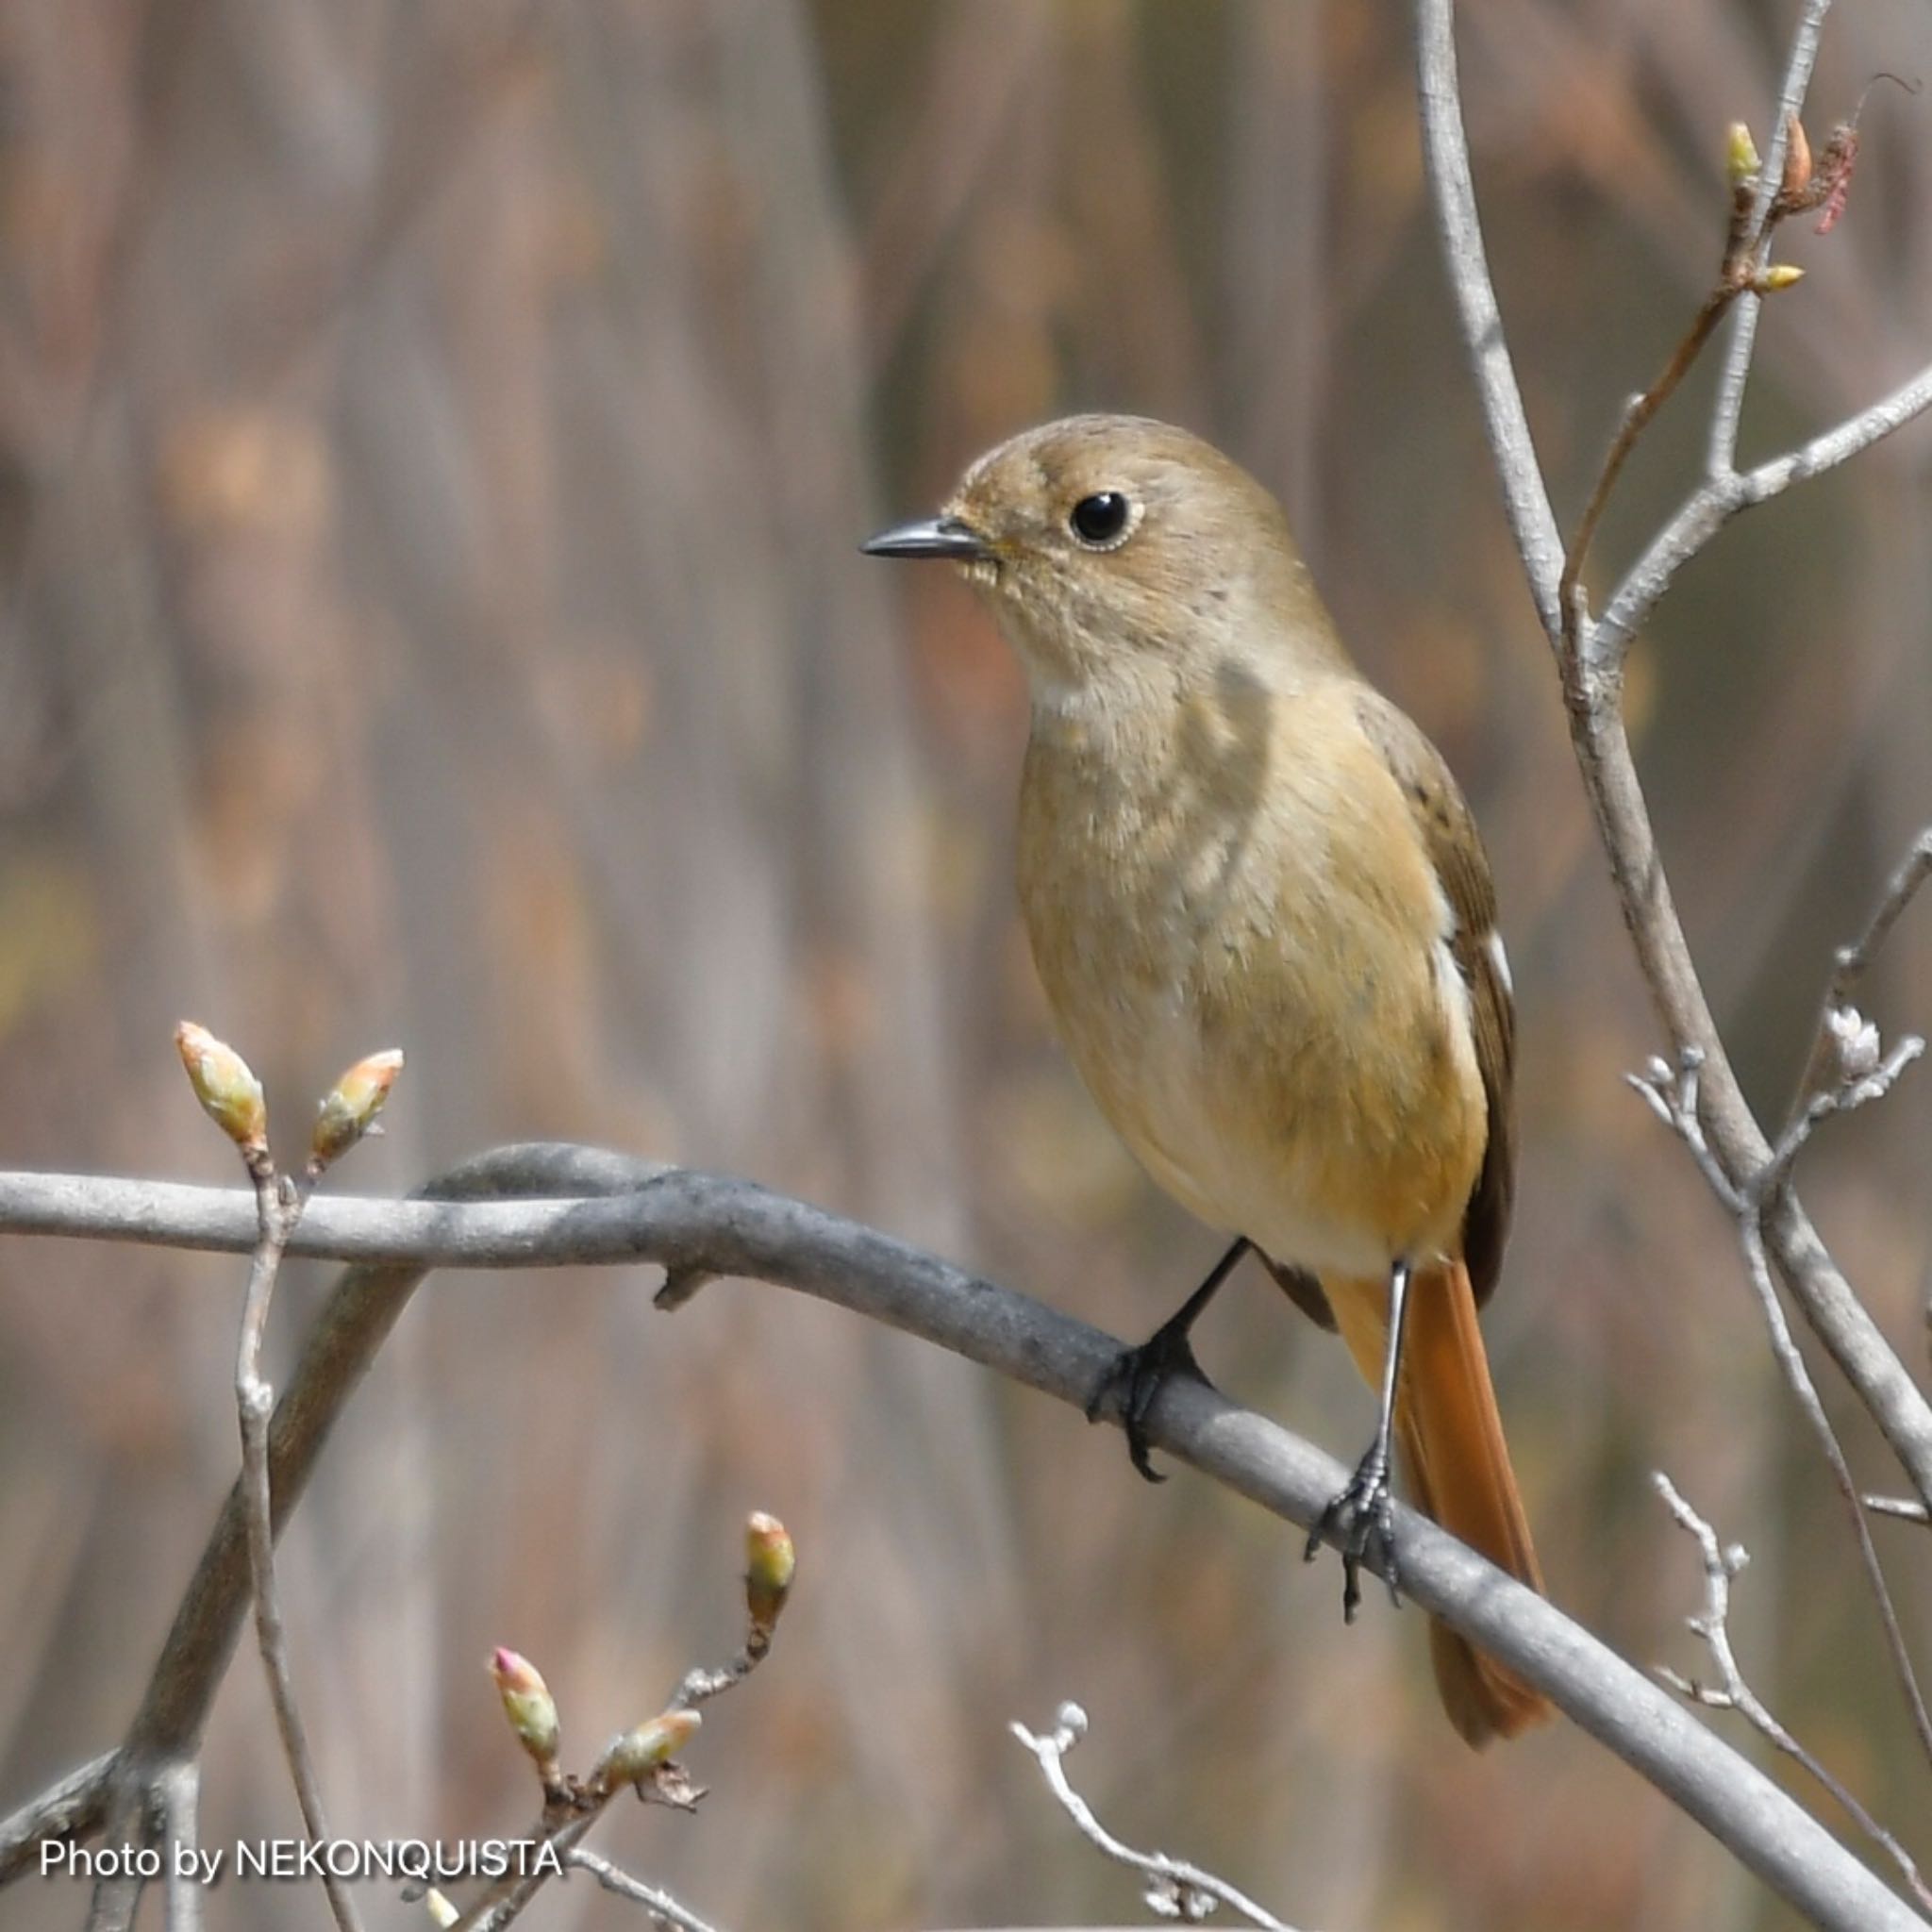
<box><xmin>1014</xmin><ymin>689</ymin><xmax>1485</xmax><ymax>1274</ymax></box>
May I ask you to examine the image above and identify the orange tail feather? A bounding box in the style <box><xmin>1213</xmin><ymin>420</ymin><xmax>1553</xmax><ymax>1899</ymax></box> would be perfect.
<box><xmin>1329</xmin><ymin>1261</ymin><xmax>1551</xmax><ymax>1747</ymax></box>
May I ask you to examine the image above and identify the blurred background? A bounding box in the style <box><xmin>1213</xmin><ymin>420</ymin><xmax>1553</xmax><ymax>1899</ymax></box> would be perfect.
<box><xmin>3</xmin><ymin>1</ymin><xmax>1932</xmax><ymax>1926</ymax></box>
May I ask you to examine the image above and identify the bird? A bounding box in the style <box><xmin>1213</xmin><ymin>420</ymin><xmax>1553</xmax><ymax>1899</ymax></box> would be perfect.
<box><xmin>863</xmin><ymin>413</ymin><xmax>1550</xmax><ymax>1746</ymax></box>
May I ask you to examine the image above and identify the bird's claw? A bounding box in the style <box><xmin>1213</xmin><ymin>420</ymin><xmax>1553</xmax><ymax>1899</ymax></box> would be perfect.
<box><xmin>1086</xmin><ymin>1327</ymin><xmax>1212</xmax><ymax>1484</ymax></box>
<box><xmin>1304</xmin><ymin>1444</ymin><xmax>1401</xmax><ymax>1621</ymax></box>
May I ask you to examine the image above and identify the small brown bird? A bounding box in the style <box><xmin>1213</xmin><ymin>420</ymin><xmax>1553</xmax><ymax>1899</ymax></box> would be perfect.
<box><xmin>865</xmin><ymin>414</ymin><xmax>1549</xmax><ymax>1746</ymax></box>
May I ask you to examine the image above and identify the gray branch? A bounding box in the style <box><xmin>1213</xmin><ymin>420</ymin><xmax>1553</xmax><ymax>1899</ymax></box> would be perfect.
<box><xmin>1654</xmin><ymin>1474</ymin><xmax>1932</xmax><ymax>1911</ymax></box>
<box><xmin>1412</xmin><ymin>0</ymin><xmax>1566</xmax><ymax>640</ymax></box>
<box><xmin>0</xmin><ymin>1146</ymin><xmax>1927</xmax><ymax>1931</ymax></box>
<box><xmin>1706</xmin><ymin>0</ymin><xmax>1834</xmax><ymax>475</ymax></box>
<box><xmin>1412</xmin><ymin>0</ymin><xmax>1932</xmax><ymax>1520</ymax></box>
<box><xmin>1011</xmin><ymin>1704</ymin><xmax>1301</xmax><ymax>1928</ymax></box>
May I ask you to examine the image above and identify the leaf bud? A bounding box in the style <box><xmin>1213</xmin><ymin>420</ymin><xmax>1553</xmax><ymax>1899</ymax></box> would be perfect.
<box><xmin>174</xmin><ymin>1022</ymin><xmax>268</xmax><ymax>1158</ymax></box>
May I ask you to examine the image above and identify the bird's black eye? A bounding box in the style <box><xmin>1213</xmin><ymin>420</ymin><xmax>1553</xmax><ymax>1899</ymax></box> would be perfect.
<box><xmin>1068</xmin><ymin>491</ymin><xmax>1133</xmax><ymax>548</ymax></box>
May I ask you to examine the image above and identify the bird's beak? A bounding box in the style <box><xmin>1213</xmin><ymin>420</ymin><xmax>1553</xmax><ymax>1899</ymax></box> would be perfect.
<box><xmin>859</xmin><ymin>514</ymin><xmax>992</xmax><ymax>562</ymax></box>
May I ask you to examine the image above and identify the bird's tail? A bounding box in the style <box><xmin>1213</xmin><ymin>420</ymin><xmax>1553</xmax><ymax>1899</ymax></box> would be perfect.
<box><xmin>1328</xmin><ymin>1260</ymin><xmax>1551</xmax><ymax>1746</ymax></box>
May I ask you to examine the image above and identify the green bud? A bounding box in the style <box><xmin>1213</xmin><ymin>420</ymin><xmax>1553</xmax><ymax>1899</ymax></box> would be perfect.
<box><xmin>1725</xmin><ymin>122</ymin><xmax>1760</xmax><ymax>187</ymax></box>
<box><xmin>597</xmin><ymin>1709</ymin><xmax>700</xmax><ymax>1787</ymax></box>
<box><xmin>745</xmin><ymin>1512</ymin><xmax>795</xmax><ymax>1631</ymax></box>
<box><xmin>489</xmin><ymin>1647</ymin><xmax>560</xmax><ymax>1769</ymax></box>
<box><xmin>174</xmin><ymin>1022</ymin><xmax>268</xmax><ymax>1157</ymax></box>
<box><xmin>310</xmin><ymin>1047</ymin><xmax>404</xmax><ymax>1171</ymax></box>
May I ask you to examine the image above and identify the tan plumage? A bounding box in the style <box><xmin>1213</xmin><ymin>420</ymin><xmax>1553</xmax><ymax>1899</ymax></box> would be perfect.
<box><xmin>871</xmin><ymin>414</ymin><xmax>1549</xmax><ymax>1745</ymax></box>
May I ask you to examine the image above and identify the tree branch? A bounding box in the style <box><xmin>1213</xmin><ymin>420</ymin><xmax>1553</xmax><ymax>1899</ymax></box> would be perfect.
<box><xmin>1707</xmin><ymin>0</ymin><xmax>1835</xmax><ymax>475</ymax></box>
<box><xmin>1655</xmin><ymin>1473</ymin><xmax>1932</xmax><ymax>1912</ymax></box>
<box><xmin>1787</xmin><ymin>826</ymin><xmax>1932</xmax><ymax>1120</ymax></box>
<box><xmin>1</xmin><ymin>1145</ymin><xmax>1928</xmax><ymax>1930</ymax></box>
<box><xmin>1412</xmin><ymin>0</ymin><xmax>1566</xmax><ymax>642</ymax></box>
<box><xmin>1011</xmin><ymin>1704</ymin><xmax>1300</xmax><ymax>1929</ymax></box>
<box><xmin>0</xmin><ymin>1752</ymin><xmax>117</xmax><ymax>1889</ymax></box>
<box><xmin>1412</xmin><ymin>0</ymin><xmax>1932</xmax><ymax>1521</ymax></box>
<box><xmin>233</xmin><ymin>1164</ymin><xmax>363</xmax><ymax>1932</ymax></box>
<box><xmin>566</xmin><ymin>1849</ymin><xmax>721</xmax><ymax>1932</ymax></box>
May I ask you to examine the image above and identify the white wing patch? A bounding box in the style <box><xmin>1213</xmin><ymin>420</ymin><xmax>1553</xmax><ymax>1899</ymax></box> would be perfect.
<box><xmin>1486</xmin><ymin>930</ymin><xmax>1513</xmax><ymax>996</ymax></box>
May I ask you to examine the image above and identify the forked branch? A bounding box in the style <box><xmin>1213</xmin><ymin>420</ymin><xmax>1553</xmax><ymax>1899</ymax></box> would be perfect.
<box><xmin>0</xmin><ymin>1151</ymin><xmax>1926</xmax><ymax>1932</ymax></box>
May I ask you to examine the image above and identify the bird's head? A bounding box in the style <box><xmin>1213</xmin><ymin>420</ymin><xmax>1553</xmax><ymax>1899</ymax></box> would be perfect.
<box><xmin>864</xmin><ymin>414</ymin><xmax>1343</xmax><ymax>706</ymax></box>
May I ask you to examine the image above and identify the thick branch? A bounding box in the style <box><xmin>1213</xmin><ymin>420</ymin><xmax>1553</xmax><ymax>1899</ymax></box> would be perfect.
<box><xmin>0</xmin><ymin>1146</ymin><xmax>1927</xmax><ymax>1930</ymax></box>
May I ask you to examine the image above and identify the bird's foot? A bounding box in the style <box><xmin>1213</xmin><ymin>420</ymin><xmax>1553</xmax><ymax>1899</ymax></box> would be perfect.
<box><xmin>1305</xmin><ymin>1441</ymin><xmax>1401</xmax><ymax>1621</ymax></box>
<box><xmin>1086</xmin><ymin>1321</ymin><xmax>1213</xmax><ymax>1485</ymax></box>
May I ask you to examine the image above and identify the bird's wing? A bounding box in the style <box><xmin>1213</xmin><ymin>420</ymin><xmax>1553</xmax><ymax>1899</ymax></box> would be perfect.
<box><xmin>1353</xmin><ymin>690</ymin><xmax>1515</xmax><ymax>1307</ymax></box>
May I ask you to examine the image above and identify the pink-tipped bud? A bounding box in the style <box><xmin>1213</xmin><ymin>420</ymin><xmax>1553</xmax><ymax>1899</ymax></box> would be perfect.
<box><xmin>174</xmin><ymin>1022</ymin><xmax>268</xmax><ymax>1158</ymax></box>
<box><xmin>489</xmin><ymin>1647</ymin><xmax>560</xmax><ymax>1770</ymax></box>
<box><xmin>744</xmin><ymin>1512</ymin><xmax>795</xmax><ymax>1631</ymax></box>
<box><xmin>597</xmin><ymin>1709</ymin><xmax>701</xmax><ymax>1788</ymax></box>
<box><xmin>309</xmin><ymin>1047</ymin><xmax>404</xmax><ymax>1172</ymax></box>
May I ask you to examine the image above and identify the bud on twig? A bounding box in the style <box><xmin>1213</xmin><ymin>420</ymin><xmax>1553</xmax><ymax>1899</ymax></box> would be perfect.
<box><xmin>1754</xmin><ymin>264</ymin><xmax>1806</xmax><ymax>294</ymax></box>
<box><xmin>744</xmin><ymin>1512</ymin><xmax>795</xmax><ymax>1633</ymax></box>
<box><xmin>1725</xmin><ymin>122</ymin><xmax>1760</xmax><ymax>188</ymax></box>
<box><xmin>174</xmin><ymin>1023</ymin><xmax>269</xmax><ymax>1161</ymax></box>
<box><xmin>490</xmin><ymin>1647</ymin><xmax>561</xmax><ymax>1776</ymax></box>
<box><xmin>596</xmin><ymin>1709</ymin><xmax>701</xmax><ymax>1789</ymax></box>
<box><xmin>424</xmin><ymin>1890</ymin><xmax>460</xmax><ymax>1928</ymax></box>
<box><xmin>1827</xmin><ymin>1005</ymin><xmax>1883</xmax><ymax>1082</ymax></box>
<box><xmin>1780</xmin><ymin>111</ymin><xmax>1813</xmax><ymax>201</ymax></box>
<box><xmin>309</xmin><ymin>1047</ymin><xmax>404</xmax><ymax>1174</ymax></box>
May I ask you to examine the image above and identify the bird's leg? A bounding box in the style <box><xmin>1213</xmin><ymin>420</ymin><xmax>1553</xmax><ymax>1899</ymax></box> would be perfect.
<box><xmin>1088</xmin><ymin>1237</ymin><xmax>1250</xmax><ymax>1484</ymax></box>
<box><xmin>1306</xmin><ymin>1257</ymin><xmax>1412</xmax><ymax>1620</ymax></box>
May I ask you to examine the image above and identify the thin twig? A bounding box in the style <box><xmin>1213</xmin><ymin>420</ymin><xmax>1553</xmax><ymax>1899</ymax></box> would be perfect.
<box><xmin>1732</xmin><ymin>1217</ymin><xmax>1932</xmax><ymax>1774</ymax></box>
<box><xmin>1630</xmin><ymin>1052</ymin><xmax>1932</xmax><ymax>1773</ymax></box>
<box><xmin>1599</xmin><ymin>353</ymin><xmax>1932</xmax><ymax>658</ymax></box>
<box><xmin>1411</xmin><ymin>0</ymin><xmax>1566</xmax><ymax>640</ymax></box>
<box><xmin>663</xmin><ymin>1626</ymin><xmax>774</xmax><ymax>1714</ymax></box>
<box><xmin>0</xmin><ymin>1751</ymin><xmax>118</xmax><ymax>1886</ymax></box>
<box><xmin>458</xmin><ymin>1759</ymin><xmax>702</xmax><ymax>1932</ymax></box>
<box><xmin>1707</xmin><ymin>0</ymin><xmax>1836</xmax><ymax>475</ymax></box>
<box><xmin>1787</xmin><ymin>827</ymin><xmax>1932</xmax><ymax>1120</ymax></box>
<box><xmin>158</xmin><ymin>1761</ymin><xmax>203</xmax><ymax>1932</ymax></box>
<box><xmin>461</xmin><ymin>1806</ymin><xmax>610</xmax><ymax>1932</ymax></box>
<box><xmin>1011</xmin><ymin>1705</ymin><xmax>1301</xmax><ymax>1930</ymax></box>
<box><xmin>1865</xmin><ymin>1496</ymin><xmax>1931</xmax><ymax>1524</ymax></box>
<box><xmin>1654</xmin><ymin>1473</ymin><xmax>1932</xmax><ymax>1914</ymax></box>
<box><xmin>456</xmin><ymin>1526</ymin><xmax>779</xmax><ymax>1929</ymax></box>
<box><xmin>1761</xmin><ymin>1033</ymin><xmax>1924</xmax><ymax>1204</ymax></box>
<box><xmin>566</xmin><ymin>1849</ymin><xmax>722</xmax><ymax>1932</ymax></box>
<box><xmin>85</xmin><ymin>1777</ymin><xmax>153</xmax><ymax>1932</ymax></box>
<box><xmin>1562</xmin><ymin>5</ymin><xmax>1871</xmax><ymax>670</ymax></box>
<box><xmin>1560</xmin><ymin>288</ymin><xmax>1740</xmax><ymax>658</ymax></box>
<box><xmin>235</xmin><ymin>1163</ymin><xmax>363</xmax><ymax>1932</ymax></box>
